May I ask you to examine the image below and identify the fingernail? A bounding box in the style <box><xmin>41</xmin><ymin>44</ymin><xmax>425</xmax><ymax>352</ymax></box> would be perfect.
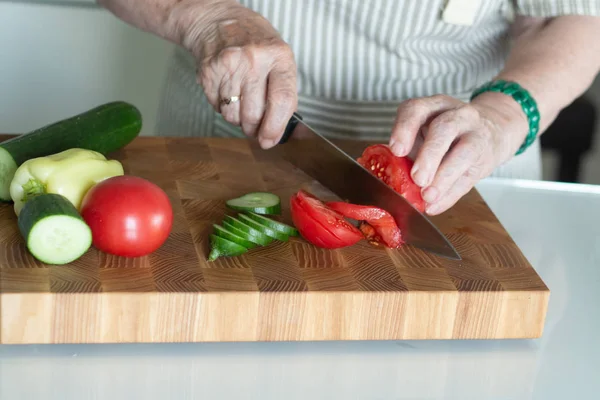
<box><xmin>426</xmin><ymin>203</ymin><xmax>440</xmax><ymax>215</ymax></box>
<box><xmin>260</xmin><ymin>138</ymin><xmax>276</xmax><ymax>149</ymax></box>
<box><xmin>391</xmin><ymin>142</ymin><xmax>405</xmax><ymax>156</ymax></box>
<box><xmin>412</xmin><ymin>167</ymin><xmax>428</xmax><ymax>187</ymax></box>
<box><xmin>422</xmin><ymin>187</ymin><xmax>439</xmax><ymax>203</ymax></box>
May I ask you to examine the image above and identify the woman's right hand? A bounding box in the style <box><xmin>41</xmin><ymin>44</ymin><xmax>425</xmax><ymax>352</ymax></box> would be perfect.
<box><xmin>181</xmin><ymin>1</ymin><xmax>298</xmax><ymax>149</ymax></box>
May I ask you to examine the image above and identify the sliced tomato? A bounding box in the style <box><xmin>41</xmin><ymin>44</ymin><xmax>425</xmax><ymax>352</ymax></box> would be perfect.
<box><xmin>326</xmin><ymin>201</ymin><xmax>404</xmax><ymax>248</ymax></box>
<box><xmin>290</xmin><ymin>190</ymin><xmax>363</xmax><ymax>249</ymax></box>
<box><xmin>357</xmin><ymin>144</ymin><xmax>426</xmax><ymax>212</ymax></box>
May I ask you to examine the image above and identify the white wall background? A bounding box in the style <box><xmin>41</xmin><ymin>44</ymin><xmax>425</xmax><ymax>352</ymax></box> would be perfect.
<box><xmin>1</xmin><ymin>1</ymin><xmax>599</xmax><ymax>183</ymax></box>
<box><xmin>0</xmin><ymin>1</ymin><xmax>174</xmax><ymax>135</ymax></box>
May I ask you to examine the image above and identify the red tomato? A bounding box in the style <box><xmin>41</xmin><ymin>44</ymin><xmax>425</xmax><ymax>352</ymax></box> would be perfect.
<box><xmin>326</xmin><ymin>202</ymin><xmax>404</xmax><ymax>248</ymax></box>
<box><xmin>357</xmin><ymin>144</ymin><xmax>426</xmax><ymax>212</ymax></box>
<box><xmin>290</xmin><ymin>190</ymin><xmax>363</xmax><ymax>249</ymax></box>
<box><xmin>80</xmin><ymin>175</ymin><xmax>173</xmax><ymax>257</ymax></box>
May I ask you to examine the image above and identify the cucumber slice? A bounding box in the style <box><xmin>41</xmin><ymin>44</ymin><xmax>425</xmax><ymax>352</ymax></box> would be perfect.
<box><xmin>213</xmin><ymin>224</ymin><xmax>258</xmax><ymax>249</ymax></box>
<box><xmin>208</xmin><ymin>234</ymin><xmax>248</xmax><ymax>261</ymax></box>
<box><xmin>244</xmin><ymin>212</ymin><xmax>299</xmax><ymax>237</ymax></box>
<box><xmin>222</xmin><ymin>220</ymin><xmax>272</xmax><ymax>247</ymax></box>
<box><xmin>237</xmin><ymin>214</ymin><xmax>289</xmax><ymax>242</ymax></box>
<box><xmin>17</xmin><ymin>193</ymin><xmax>92</xmax><ymax>265</ymax></box>
<box><xmin>226</xmin><ymin>192</ymin><xmax>281</xmax><ymax>215</ymax></box>
<box><xmin>223</xmin><ymin>216</ymin><xmax>274</xmax><ymax>245</ymax></box>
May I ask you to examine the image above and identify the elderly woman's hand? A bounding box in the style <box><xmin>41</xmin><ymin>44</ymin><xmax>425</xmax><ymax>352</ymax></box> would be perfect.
<box><xmin>389</xmin><ymin>93</ymin><xmax>529</xmax><ymax>215</ymax></box>
<box><xmin>184</xmin><ymin>1</ymin><xmax>297</xmax><ymax>148</ymax></box>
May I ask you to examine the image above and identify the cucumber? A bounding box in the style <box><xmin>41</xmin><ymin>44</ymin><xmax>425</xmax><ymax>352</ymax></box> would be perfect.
<box><xmin>222</xmin><ymin>220</ymin><xmax>272</xmax><ymax>246</ymax></box>
<box><xmin>17</xmin><ymin>193</ymin><xmax>92</xmax><ymax>265</ymax></box>
<box><xmin>213</xmin><ymin>224</ymin><xmax>258</xmax><ymax>249</ymax></box>
<box><xmin>226</xmin><ymin>192</ymin><xmax>281</xmax><ymax>215</ymax></box>
<box><xmin>223</xmin><ymin>216</ymin><xmax>274</xmax><ymax>245</ymax></box>
<box><xmin>237</xmin><ymin>214</ymin><xmax>289</xmax><ymax>242</ymax></box>
<box><xmin>244</xmin><ymin>212</ymin><xmax>299</xmax><ymax>237</ymax></box>
<box><xmin>0</xmin><ymin>101</ymin><xmax>142</xmax><ymax>202</ymax></box>
<box><xmin>208</xmin><ymin>234</ymin><xmax>248</xmax><ymax>261</ymax></box>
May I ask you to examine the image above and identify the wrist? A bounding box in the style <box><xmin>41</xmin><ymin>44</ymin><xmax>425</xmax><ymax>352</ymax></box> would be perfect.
<box><xmin>470</xmin><ymin>91</ymin><xmax>530</xmax><ymax>161</ymax></box>
<box><xmin>165</xmin><ymin>0</ymin><xmax>242</xmax><ymax>55</ymax></box>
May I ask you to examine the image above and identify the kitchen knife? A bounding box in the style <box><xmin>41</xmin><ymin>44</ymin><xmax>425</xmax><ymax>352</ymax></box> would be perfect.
<box><xmin>276</xmin><ymin>112</ymin><xmax>461</xmax><ymax>260</ymax></box>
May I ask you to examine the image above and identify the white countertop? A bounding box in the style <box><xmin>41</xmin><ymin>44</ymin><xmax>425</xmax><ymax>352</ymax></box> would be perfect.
<box><xmin>1</xmin><ymin>177</ymin><xmax>599</xmax><ymax>399</ymax></box>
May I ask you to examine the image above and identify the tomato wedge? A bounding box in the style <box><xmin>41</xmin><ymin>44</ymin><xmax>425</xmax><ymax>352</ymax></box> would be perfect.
<box><xmin>326</xmin><ymin>202</ymin><xmax>404</xmax><ymax>248</ymax></box>
<box><xmin>357</xmin><ymin>144</ymin><xmax>425</xmax><ymax>212</ymax></box>
<box><xmin>290</xmin><ymin>190</ymin><xmax>363</xmax><ymax>249</ymax></box>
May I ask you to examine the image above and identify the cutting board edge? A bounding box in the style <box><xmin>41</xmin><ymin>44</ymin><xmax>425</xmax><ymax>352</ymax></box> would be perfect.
<box><xmin>0</xmin><ymin>288</ymin><xmax>549</xmax><ymax>344</ymax></box>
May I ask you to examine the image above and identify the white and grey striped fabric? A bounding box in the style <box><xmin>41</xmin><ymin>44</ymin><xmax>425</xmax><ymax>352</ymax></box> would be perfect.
<box><xmin>155</xmin><ymin>0</ymin><xmax>600</xmax><ymax>180</ymax></box>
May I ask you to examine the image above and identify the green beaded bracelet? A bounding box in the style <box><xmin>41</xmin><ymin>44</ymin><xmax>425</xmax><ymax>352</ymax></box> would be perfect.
<box><xmin>470</xmin><ymin>80</ymin><xmax>540</xmax><ymax>155</ymax></box>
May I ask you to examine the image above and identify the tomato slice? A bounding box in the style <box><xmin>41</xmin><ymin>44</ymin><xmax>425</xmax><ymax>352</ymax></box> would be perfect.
<box><xmin>326</xmin><ymin>202</ymin><xmax>404</xmax><ymax>248</ymax></box>
<box><xmin>357</xmin><ymin>144</ymin><xmax>426</xmax><ymax>212</ymax></box>
<box><xmin>290</xmin><ymin>190</ymin><xmax>363</xmax><ymax>249</ymax></box>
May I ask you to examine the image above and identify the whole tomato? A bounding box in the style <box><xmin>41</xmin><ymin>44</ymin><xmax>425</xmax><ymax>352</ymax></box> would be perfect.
<box><xmin>80</xmin><ymin>175</ymin><xmax>173</xmax><ymax>257</ymax></box>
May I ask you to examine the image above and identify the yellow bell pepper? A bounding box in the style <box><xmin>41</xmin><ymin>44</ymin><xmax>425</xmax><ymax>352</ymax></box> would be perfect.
<box><xmin>9</xmin><ymin>148</ymin><xmax>124</xmax><ymax>216</ymax></box>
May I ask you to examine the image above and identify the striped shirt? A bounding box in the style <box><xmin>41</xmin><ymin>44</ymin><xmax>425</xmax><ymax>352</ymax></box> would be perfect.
<box><xmin>156</xmin><ymin>0</ymin><xmax>600</xmax><ymax>180</ymax></box>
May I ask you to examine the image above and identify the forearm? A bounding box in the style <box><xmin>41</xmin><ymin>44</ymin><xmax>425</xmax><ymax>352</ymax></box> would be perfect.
<box><xmin>478</xmin><ymin>15</ymin><xmax>600</xmax><ymax>137</ymax></box>
<box><xmin>97</xmin><ymin>0</ymin><xmax>235</xmax><ymax>52</ymax></box>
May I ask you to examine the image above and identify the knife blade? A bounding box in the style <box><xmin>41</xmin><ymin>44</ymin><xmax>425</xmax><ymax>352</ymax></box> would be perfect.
<box><xmin>276</xmin><ymin>112</ymin><xmax>461</xmax><ymax>260</ymax></box>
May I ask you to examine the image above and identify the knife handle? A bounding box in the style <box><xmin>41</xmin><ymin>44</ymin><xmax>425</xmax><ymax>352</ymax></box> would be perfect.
<box><xmin>278</xmin><ymin>112</ymin><xmax>303</xmax><ymax>145</ymax></box>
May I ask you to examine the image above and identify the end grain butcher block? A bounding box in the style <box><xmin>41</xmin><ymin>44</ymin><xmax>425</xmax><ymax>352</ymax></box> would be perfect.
<box><xmin>0</xmin><ymin>136</ymin><xmax>549</xmax><ymax>344</ymax></box>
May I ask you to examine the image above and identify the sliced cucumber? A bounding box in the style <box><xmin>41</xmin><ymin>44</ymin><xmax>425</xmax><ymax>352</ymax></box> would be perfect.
<box><xmin>213</xmin><ymin>224</ymin><xmax>258</xmax><ymax>249</ymax></box>
<box><xmin>208</xmin><ymin>234</ymin><xmax>248</xmax><ymax>261</ymax></box>
<box><xmin>226</xmin><ymin>192</ymin><xmax>281</xmax><ymax>215</ymax></box>
<box><xmin>222</xmin><ymin>220</ymin><xmax>272</xmax><ymax>246</ymax></box>
<box><xmin>17</xmin><ymin>193</ymin><xmax>92</xmax><ymax>265</ymax></box>
<box><xmin>237</xmin><ymin>214</ymin><xmax>289</xmax><ymax>242</ymax></box>
<box><xmin>223</xmin><ymin>216</ymin><xmax>274</xmax><ymax>245</ymax></box>
<box><xmin>244</xmin><ymin>212</ymin><xmax>299</xmax><ymax>237</ymax></box>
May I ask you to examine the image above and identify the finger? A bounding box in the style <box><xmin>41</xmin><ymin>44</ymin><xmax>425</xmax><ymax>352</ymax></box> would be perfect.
<box><xmin>389</xmin><ymin>95</ymin><xmax>458</xmax><ymax>157</ymax></box>
<box><xmin>420</xmin><ymin>135</ymin><xmax>482</xmax><ymax>204</ymax></box>
<box><xmin>425</xmin><ymin>173</ymin><xmax>476</xmax><ymax>216</ymax></box>
<box><xmin>217</xmin><ymin>53</ymin><xmax>247</xmax><ymax>126</ymax></box>
<box><xmin>257</xmin><ymin>66</ymin><xmax>297</xmax><ymax>149</ymax></box>
<box><xmin>239</xmin><ymin>72</ymin><xmax>267</xmax><ymax>138</ymax></box>
<box><xmin>411</xmin><ymin>105</ymin><xmax>482</xmax><ymax>187</ymax></box>
<box><xmin>197</xmin><ymin>60</ymin><xmax>220</xmax><ymax>112</ymax></box>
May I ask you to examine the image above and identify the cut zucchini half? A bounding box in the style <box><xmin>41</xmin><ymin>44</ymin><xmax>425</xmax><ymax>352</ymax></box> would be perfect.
<box><xmin>237</xmin><ymin>214</ymin><xmax>289</xmax><ymax>242</ymax></box>
<box><xmin>17</xmin><ymin>193</ymin><xmax>92</xmax><ymax>265</ymax></box>
<box><xmin>226</xmin><ymin>192</ymin><xmax>281</xmax><ymax>215</ymax></box>
<box><xmin>244</xmin><ymin>212</ymin><xmax>299</xmax><ymax>236</ymax></box>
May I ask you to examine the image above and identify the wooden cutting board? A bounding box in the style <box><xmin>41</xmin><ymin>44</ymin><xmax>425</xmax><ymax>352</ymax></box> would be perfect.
<box><xmin>0</xmin><ymin>136</ymin><xmax>549</xmax><ymax>344</ymax></box>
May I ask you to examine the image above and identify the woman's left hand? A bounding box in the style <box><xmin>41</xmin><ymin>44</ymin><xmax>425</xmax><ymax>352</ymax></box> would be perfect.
<box><xmin>389</xmin><ymin>93</ymin><xmax>529</xmax><ymax>216</ymax></box>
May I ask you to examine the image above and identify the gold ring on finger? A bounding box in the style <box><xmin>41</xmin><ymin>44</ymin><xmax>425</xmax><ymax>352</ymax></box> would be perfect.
<box><xmin>220</xmin><ymin>96</ymin><xmax>241</xmax><ymax>105</ymax></box>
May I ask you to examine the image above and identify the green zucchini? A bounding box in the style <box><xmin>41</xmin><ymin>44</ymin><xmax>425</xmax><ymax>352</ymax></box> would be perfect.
<box><xmin>0</xmin><ymin>101</ymin><xmax>142</xmax><ymax>202</ymax></box>
<box><xmin>17</xmin><ymin>193</ymin><xmax>92</xmax><ymax>265</ymax></box>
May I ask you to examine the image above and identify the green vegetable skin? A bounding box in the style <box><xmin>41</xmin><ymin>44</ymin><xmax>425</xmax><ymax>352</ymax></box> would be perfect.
<box><xmin>18</xmin><ymin>193</ymin><xmax>92</xmax><ymax>265</ymax></box>
<box><xmin>208</xmin><ymin>194</ymin><xmax>301</xmax><ymax>260</ymax></box>
<box><xmin>0</xmin><ymin>101</ymin><xmax>142</xmax><ymax>202</ymax></box>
